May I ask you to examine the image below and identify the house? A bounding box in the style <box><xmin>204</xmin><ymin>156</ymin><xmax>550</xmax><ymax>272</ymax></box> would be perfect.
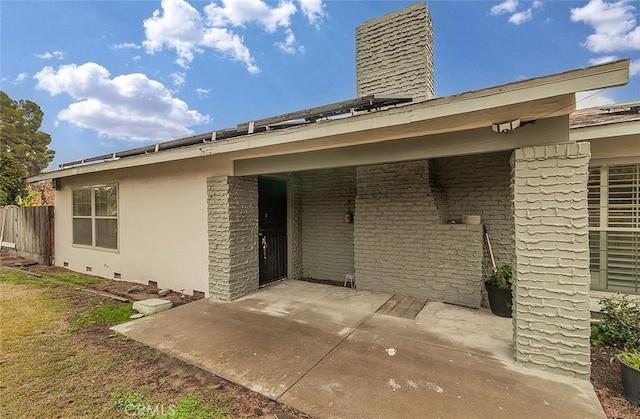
<box><xmin>30</xmin><ymin>3</ymin><xmax>636</xmax><ymax>379</ymax></box>
<box><xmin>570</xmin><ymin>103</ymin><xmax>640</xmax><ymax>296</ymax></box>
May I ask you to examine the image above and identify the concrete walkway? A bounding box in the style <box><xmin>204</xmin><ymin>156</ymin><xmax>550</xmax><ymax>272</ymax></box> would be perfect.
<box><xmin>112</xmin><ymin>280</ymin><xmax>605</xmax><ymax>419</ymax></box>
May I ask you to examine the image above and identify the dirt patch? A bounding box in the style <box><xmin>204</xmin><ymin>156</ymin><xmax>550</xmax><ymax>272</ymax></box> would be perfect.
<box><xmin>72</xmin><ymin>323</ymin><xmax>307</xmax><ymax>418</ymax></box>
<box><xmin>5</xmin><ymin>255</ymin><xmax>640</xmax><ymax>418</ymax></box>
<box><xmin>92</xmin><ymin>277</ymin><xmax>202</xmax><ymax>307</ymax></box>
<box><xmin>591</xmin><ymin>345</ymin><xmax>640</xmax><ymax>418</ymax></box>
<box><xmin>1</xmin><ymin>254</ymin><xmax>203</xmax><ymax>307</ymax></box>
<box><xmin>1</xmin><ymin>264</ymin><xmax>309</xmax><ymax>418</ymax></box>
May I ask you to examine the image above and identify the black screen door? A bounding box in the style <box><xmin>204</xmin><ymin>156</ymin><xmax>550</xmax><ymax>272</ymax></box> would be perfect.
<box><xmin>258</xmin><ymin>177</ymin><xmax>287</xmax><ymax>285</ymax></box>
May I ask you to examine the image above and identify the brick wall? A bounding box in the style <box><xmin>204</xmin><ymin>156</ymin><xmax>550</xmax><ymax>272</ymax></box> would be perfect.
<box><xmin>301</xmin><ymin>168</ymin><xmax>356</xmax><ymax>282</ymax></box>
<box><xmin>207</xmin><ymin>175</ymin><xmax>259</xmax><ymax>300</ymax></box>
<box><xmin>356</xmin><ymin>2</ymin><xmax>434</xmax><ymax>102</ymax></box>
<box><xmin>288</xmin><ymin>173</ymin><xmax>303</xmax><ymax>280</ymax></box>
<box><xmin>354</xmin><ymin>160</ymin><xmax>483</xmax><ymax>308</ymax></box>
<box><xmin>512</xmin><ymin>143</ymin><xmax>591</xmax><ymax>378</ymax></box>
<box><xmin>433</xmin><ymin>152</ymin><xmax>514</xmax><ymax>305</ymax></box>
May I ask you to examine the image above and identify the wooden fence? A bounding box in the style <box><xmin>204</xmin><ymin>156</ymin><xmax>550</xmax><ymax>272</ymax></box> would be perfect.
<box><xmin>0</xmin><ymin>206</ymin><xmax>54</xmax><ymax>265</ymax></box>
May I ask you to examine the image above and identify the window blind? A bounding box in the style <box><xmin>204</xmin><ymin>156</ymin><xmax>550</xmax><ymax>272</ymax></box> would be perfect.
<box><xmin>588</xmin><ymin>164</ymin><xmax>640</xmax><ymax>293</ymax></box>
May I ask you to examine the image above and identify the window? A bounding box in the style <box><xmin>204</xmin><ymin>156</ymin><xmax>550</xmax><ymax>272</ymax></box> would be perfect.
<box><xmin>588</xmin><ymin>164</ymin><xmax>639</xmax><ymax>293</ymax></box>
<box><xmin>72</xmin><ymin>184</ymin><xmax>118</xmax><ymax>250</ymax></box>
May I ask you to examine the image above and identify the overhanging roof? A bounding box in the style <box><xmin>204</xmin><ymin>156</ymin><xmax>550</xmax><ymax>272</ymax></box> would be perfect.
<box><xmin>569</xmin><ymin>101</ymin><xmax>640</xmax><ymax>142</ymax></box>
<box><xmin>29</xmin><ymin>59</ymin><xmax>630</xmax><ymax>182</ymax></box>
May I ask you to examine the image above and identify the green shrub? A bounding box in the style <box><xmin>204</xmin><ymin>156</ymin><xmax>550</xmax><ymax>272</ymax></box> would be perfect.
<box><xmin>591</xmin><ymin>294</ymin><xmax>640</xmax><ymax>351</ymax></box>
<box><xmin>486</xmin><ymin>264</ymin><xmax>512</xmax><ymax>289</ymax></box>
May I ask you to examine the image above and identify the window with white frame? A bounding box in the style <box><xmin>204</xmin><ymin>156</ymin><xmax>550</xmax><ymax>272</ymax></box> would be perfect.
<box><xmin>588</xmin><ymin>164</ymin><xmax>639</xmax><ymax>293</ymax></box>
<box><xmin>72</xmin><ymin>184</ymin><xmax>118</xmax><ymax>249</ymax></box>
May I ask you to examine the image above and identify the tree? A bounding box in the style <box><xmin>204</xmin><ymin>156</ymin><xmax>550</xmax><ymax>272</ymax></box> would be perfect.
<box><xmin>27</xmin><ymin>180</ymin><xmax>55</xmax><ymax>206</ymax></box>
<box><xmin>1</xmin><ymin>91</ymin><xmax>55</xmax><ymax>177</ymax></box>
<box><xmin>0</xmin><ymin>152</ymin><xmax>27</xmax><ymax>206</ymax></box>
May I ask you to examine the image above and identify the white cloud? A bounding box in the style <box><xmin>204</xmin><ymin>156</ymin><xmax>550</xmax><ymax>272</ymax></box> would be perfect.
<box><xmin>275</xmin><ymin>28</ymin><xmax>303</xmax><ymax>53</ymax></box>
<box><xmin>491</xmin><ymin>0</ymin><xmax>542</xmax><ymax>25</ymax></box>
<box><xmin>575</xmin><ymin>90</ymin><xmax>616</xmax><ymax>109</ymax></box>
<box><xmin>630</xmin><ymin>58</ymin><xmax>640</xmax><ymax>76</ymax></box>
<box><xmin>171</xmin><ymin>71</ymin><xmax>186</xmax><ymax>87</ymax></box>
<box><xmin>143</xmin><ymin>0</ymin><xmax>319</xmax><ymax>73</ymax></box>
<box><xmin>143</xmin><ymin>0</ymin><xmax>260</xmax><ymax>73</ymax></box>
<box><xmin>132</xmin><ymin>56</ymin><xmax>142</xmax><ymax>62</ymax></box>
<box><xmin>34</xmin><ymin>62</ymin><xmax>209</xmax><ymax>141</ymax></box>
<box><xmin>588</xmin><ymin>55</ymin><xmax>640</xmax><ymax>75</ymax></box>
<box><xmin>571</xmin><ymin>0</ymin><xmax>640</xmax><ymax>77</ymax></box>
<box><xmin>112</xmin><ymin>42</ymin><xmax>141</xmax><ymax>50</ymax></box>
<box><xmin>509</xmin><ymin>9</ymin><xmax>532</xmax><ymax>25</ymax></box>
<box><xmin>14</xmin><ymin>73</ymin><xmax>28</xmax><ymax>83</ymax></box>
<box><xmin>195</xmin><ymin>87</ymin><xmax>210</xmax><ymax>98</ymax></box>
<box><xmin>205</xmin><ymin>0</ymin><xmax>297</xmax><ymax>32</ymax></box>
<box><xmin>589</xmin><ymin>55</ymin><xmax>619</xmax><ymax>65</ymax></box>
<box><xmin>571</xmin><ymin>0</ymin><xmax>640</xmax><ymax>53</ymax></box>
<box><xmin>36</xmin><ymin>51</ymin><xmax>64</xmax><ymax>60</ymax></box>
<box><xmin>297</xmin><ymin>0</ymin><xmax>325</xmax><ymax>25</ymax></box>
<box><xmin>491</xmin><ymin>0</ymin><xmax>518</xmax><ymax>16</ymax></box>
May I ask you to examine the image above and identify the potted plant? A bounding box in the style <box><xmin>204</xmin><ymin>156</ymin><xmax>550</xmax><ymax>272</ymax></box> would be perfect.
<box><xmin>485</xmin><ymin>264</ymin><xmax>512</xmax><ymax>318</ymax></box>
<box><xmin>618</xmin><ymin>350</ymin><xmax>640</xmax><ymax>405</ymax></box>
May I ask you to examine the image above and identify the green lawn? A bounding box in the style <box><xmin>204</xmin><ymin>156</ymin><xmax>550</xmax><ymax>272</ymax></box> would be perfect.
<box><xmin>0</xmin><ymin>267</ymin><xmax>301</xmax><ymax>418</ymax></box>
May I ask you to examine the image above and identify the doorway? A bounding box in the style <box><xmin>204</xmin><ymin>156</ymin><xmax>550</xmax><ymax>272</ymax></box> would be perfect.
<box><xmin>258</xmin><ymin>177</ymin><xmax>288</xmax><ymax>285</ymax></box>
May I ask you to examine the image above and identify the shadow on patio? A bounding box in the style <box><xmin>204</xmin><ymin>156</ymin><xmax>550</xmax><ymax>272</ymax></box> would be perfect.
<box><xmin>113</xmin><ymin>280</ymin><xmax>604</xmax><ymax>418</ymax></box>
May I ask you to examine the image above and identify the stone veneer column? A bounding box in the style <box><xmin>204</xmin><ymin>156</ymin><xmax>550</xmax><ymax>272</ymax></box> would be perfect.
<box><xmin>207</xmin><ymin>175</ymin><xmax>259</xmax><ymax>300</ymax></box>
<box><xmin>512</xmin><ymin>143</ymin><xmax>591</xmax><ymax>378</ymax></box>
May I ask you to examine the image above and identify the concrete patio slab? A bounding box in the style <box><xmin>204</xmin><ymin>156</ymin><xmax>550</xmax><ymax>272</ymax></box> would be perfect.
<box><xmin>113</xmin><ymin>280</ymin><xmax>605</xmax><ymax>419</ymax></box>
<box><xmin>282</xmin><ymin>317</ymin><xmax>604</xmax><ymax>419</ymax></box>
<box><xmin>113</xmin><ymin>281</ymin><xmax>392</xmax><ymax>399</ymax></box>
<box><xmin>233</xmin><ymin>280</ymin><xmax>393</xmax><ymax>328</ymax></box>
<box><xmin>362</xmin><ymin>301</ymin><xmax>514</xmax><ymax>362</ymax></box>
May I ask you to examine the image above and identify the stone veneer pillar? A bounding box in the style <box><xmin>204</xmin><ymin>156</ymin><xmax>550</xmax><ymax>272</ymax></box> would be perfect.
<box><xmin>207</xmin><ymin>175</ymin><xmax>259</xmax><ymax>300</ymax></box>
<box><xmin>511</xmin><ymin>143</ymin><xmax>591</xmax><ymax>378</ymax></box>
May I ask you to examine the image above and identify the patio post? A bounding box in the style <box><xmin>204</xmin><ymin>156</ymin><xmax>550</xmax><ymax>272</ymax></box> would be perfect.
<box><xmin>511</xmin><ymin>142</ymin><xmax>592</xmax><ymax>379</ymax></box>
<box><xmin>207</xmin><ymin>175</ymin><xmax>259</xmax><ymax>300</ymax></box>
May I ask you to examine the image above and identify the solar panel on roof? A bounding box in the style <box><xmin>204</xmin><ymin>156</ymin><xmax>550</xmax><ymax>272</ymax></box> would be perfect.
<box><xmin>58</xmin><ymin>94</ymin><xmax>412</xmax><ymax>169</ymax></box>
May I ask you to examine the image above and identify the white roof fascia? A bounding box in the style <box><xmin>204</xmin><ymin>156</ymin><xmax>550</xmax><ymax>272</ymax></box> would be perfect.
<box><xmin>29</xmin><ymin>59</ymin><xmax>630</xmax><ymax>182</ymax></box>
<box><xmin>570</xmin><ymin>120</ymin><xmax>640</xmax><ymax>142</ymax></box>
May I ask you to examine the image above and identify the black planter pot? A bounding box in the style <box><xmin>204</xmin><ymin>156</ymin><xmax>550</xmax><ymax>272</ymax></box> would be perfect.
<box><xmin>618</xmin><ymin>354</ymin><xmax>640</xmax><ymax>405</ymax></box>
<box><xmin>485</xmin><ymin>282</ymin><xmax>512</xmax><ymax>318</ymax></box>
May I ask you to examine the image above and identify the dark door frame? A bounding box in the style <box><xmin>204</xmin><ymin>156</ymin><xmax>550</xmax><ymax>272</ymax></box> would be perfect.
<box><xmin>258</xmin><ymin>176</ymin><xmax>288</xmax><ymax>285</ymax></box>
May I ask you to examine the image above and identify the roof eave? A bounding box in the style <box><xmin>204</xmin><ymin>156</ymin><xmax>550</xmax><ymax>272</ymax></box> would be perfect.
<box><xmin>570</xmin><ymin>119</ymin><xmax>640</xmax><ymax>142</ymax></box>
<box><xmin>28</xmin><ymin>59</ymin><xmax>630</xmax><ymax>183</ymax></box>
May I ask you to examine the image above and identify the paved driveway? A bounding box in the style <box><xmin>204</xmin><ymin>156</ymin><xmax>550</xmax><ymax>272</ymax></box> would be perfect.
<box><xmin>113</xmin><ymin>280</ymin><xmax>605</xmax><ymax>419</ymax></box>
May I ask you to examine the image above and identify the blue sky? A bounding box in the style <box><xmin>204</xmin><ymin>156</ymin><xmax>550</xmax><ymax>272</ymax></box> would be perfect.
<box><xmin>1</xmin><ymin>0</ymin><xmax>639</xmax><ymax>170</ymax></box>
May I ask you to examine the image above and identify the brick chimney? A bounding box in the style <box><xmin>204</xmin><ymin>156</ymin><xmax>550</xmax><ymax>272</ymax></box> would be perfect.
<box><xmin>356</xmin><ymin>3</ymin><xmax>434</xmax><ymax>102</ymax></box>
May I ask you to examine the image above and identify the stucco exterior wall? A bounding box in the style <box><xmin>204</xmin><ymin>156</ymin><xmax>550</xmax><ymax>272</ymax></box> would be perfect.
<box><xmin>301</xmin><ymin>168</ymin><xmax>356</xmax><ymax>282</ymax></box>
<box><xmin>512</xmin><ymin>143</ymin><xmax>592</xmax><ymax>378</ymax></box>
<box><xmin>354</xmin><ymin>160</ymin><xmax>483</xmax><ymax>307</ymax></box>
<box><xmin>356</xmin><ymin>3</ymin><xmax>434</xmax><ymax>102</ymax></box>
<box><xmin>54</xmin><ymin>157</ymin><xmax>230</xmax><ymax>296</ymax></box>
